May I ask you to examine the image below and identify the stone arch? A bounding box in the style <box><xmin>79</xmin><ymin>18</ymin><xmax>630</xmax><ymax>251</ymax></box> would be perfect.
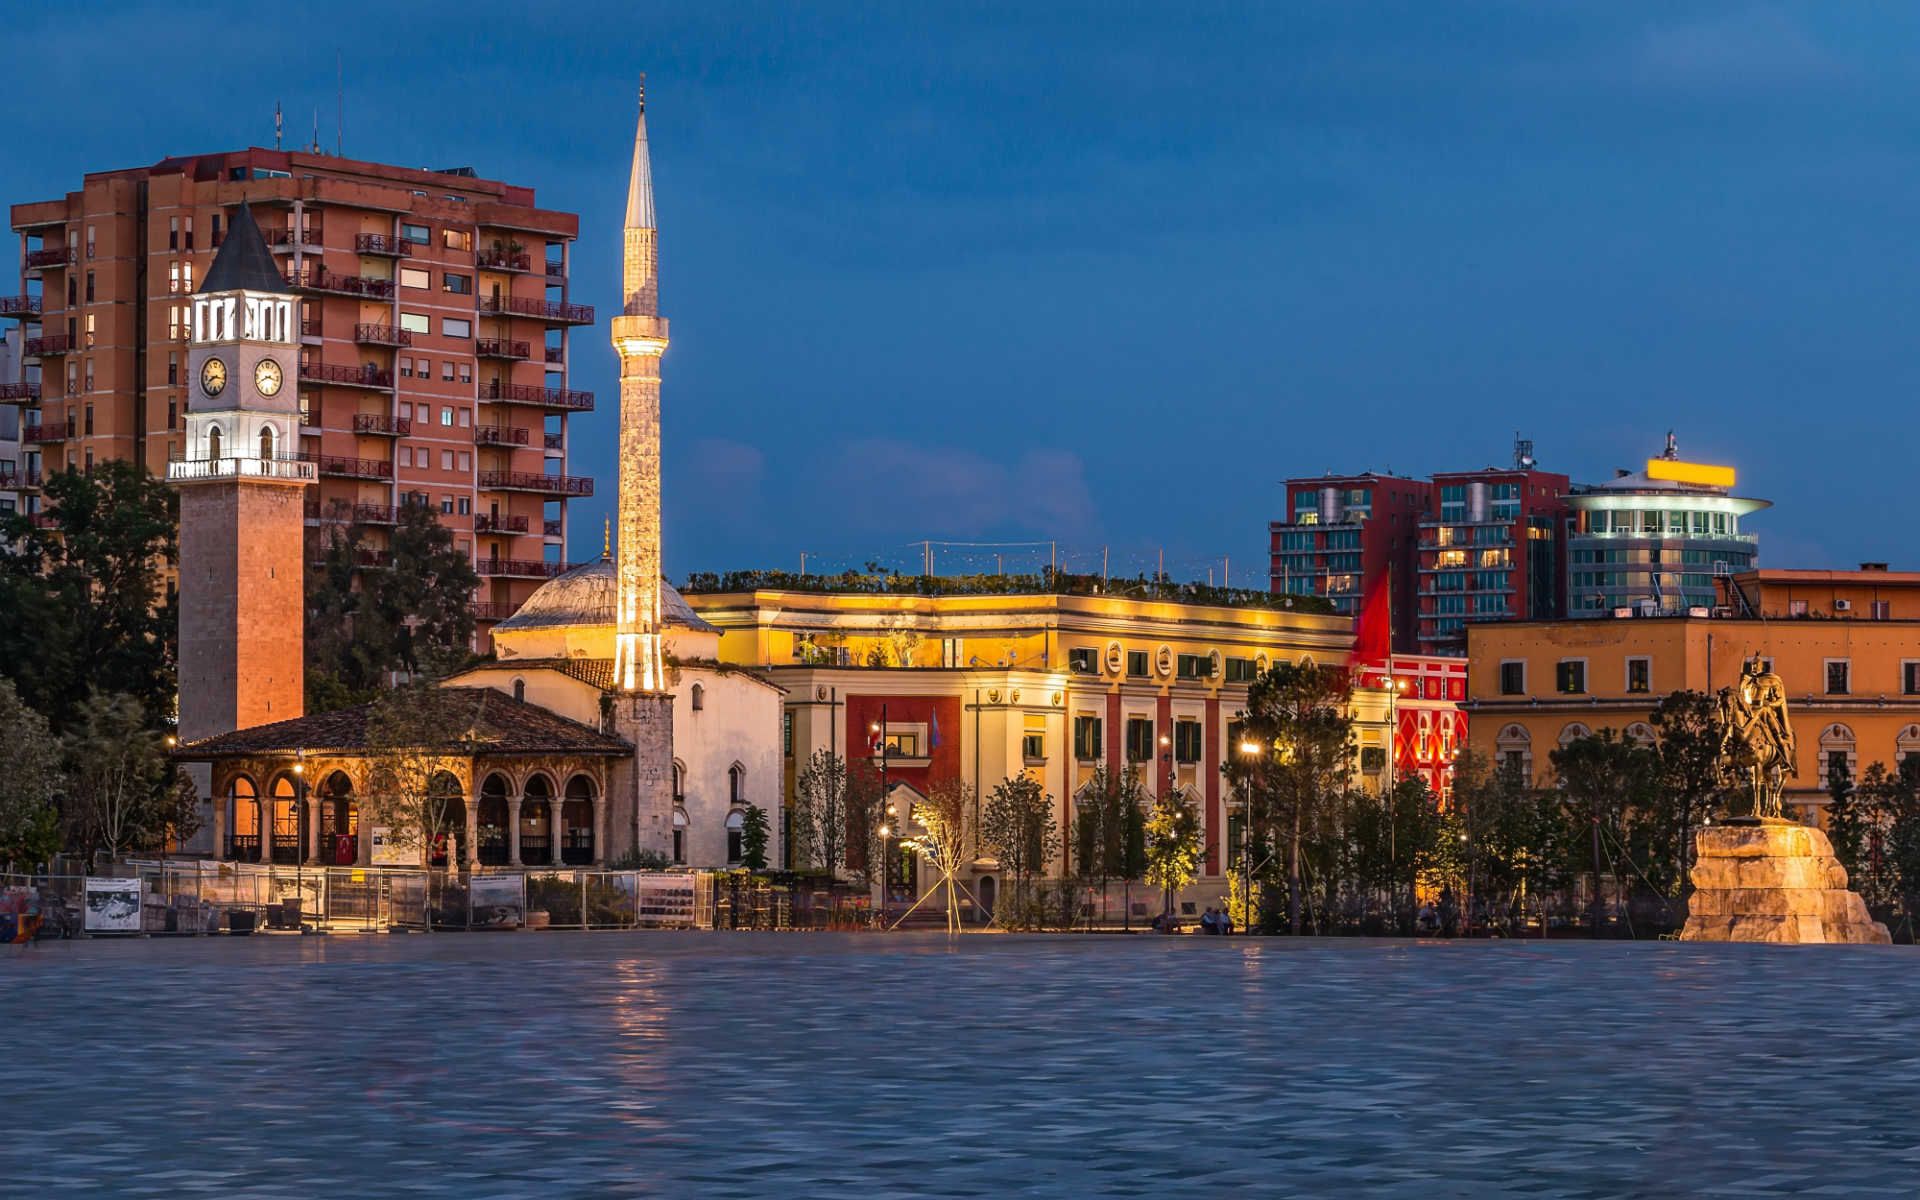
<box><xmin>519</xmin><ymin>772</ymin><xmax>555</xmax><ymax>866</ymax></box>
<box><xmin>228</xmin><ymin>774</ymin><xmax>262</xmax><ymax>862</ymax></box>
<box><xmin>318</xmin><ymin>770</ymin><xmax>358</xmax><ymax>866</ymax></box>
<box><xmin>477</xmin><ymin>772</ymin><xmax>512</xmax><ymax>866</ymax></box>
<box><xmin>671</xmin><ymin>806</ymin><xmax>689</xmax><ymax>865</ymax></box>
<box><xmin>561</xmin><ymin>773</ymin><xmax>597</xmax><ymax>865</ymax></box>
<box><xmin>728</xmin><ymin>761</ymin><xmax>746</xmax><ymax>807</ymax></box>
<box><xmin>671</xmin><ymin>759</ymin><xmax>686</xmax><ymax>803</ymax></box>
<box><xmin>725</xmin><ymin>807</ymin><xmax>746</xmax><ymax>865</ymax></box>
<box><xmin>267</xmin><ymin>772</ymin><xmax>301</xmax><ymax>864</ymax></box>
<box><xmin>427</xmin><ymin>769</ymin><xmax>464</xmax><ymax>868</ymax></box>
<box><xmin>1818</xmin><ymin>723</ymin><xmax>1857</xmax><ymax>789</ymax></box>
<box><xmin>258</xmin><ymin>424</ymin><xmax>275</xmax><ymax>460</ymax></box>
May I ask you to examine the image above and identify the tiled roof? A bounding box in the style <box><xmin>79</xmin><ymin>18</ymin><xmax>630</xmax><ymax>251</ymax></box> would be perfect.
<box><xmin>176</xmin><ymin>688</ymin><xmax>630</xmax><ymax>758</ymax></box>
<box><xmin>482</xmin><ymin>657</ymin><xmax>618</xmax><ymax>692</ymax></box>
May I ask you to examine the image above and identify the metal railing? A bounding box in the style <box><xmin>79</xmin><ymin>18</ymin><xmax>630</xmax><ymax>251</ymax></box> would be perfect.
<box><xmin>165</xmin><ymin>456</ymin><xmax>316</xmax><ymax>483</ymax></box>
<box><xmin>478</xmin><ymin>295</ymin><xmax>594</xmax><ymax>324</ymax></box>
<box><xmin>355</xmin><ymin>233</ymin><xmax>413</xmax><ymax>257</ymax></box>
<box><xmin>479</xmin><ymin>469</ymin><xmax>593</xmax><ymax>496</ymax></box>
<box><xmin>480</xmin><ymin>380</ymin><xmax>593</xmax><ymax>410</ymax></box>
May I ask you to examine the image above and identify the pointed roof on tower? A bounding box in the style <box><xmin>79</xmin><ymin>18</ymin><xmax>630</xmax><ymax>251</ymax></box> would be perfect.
<box><xmin>625</xmin><ymin>75</ymin><xmax>655</xmax><ymax>231</ymax></box>
<box><xmin>201</xmin><ymin>204</ymin><xmax>293</xmax><ymax>295</ymax></box>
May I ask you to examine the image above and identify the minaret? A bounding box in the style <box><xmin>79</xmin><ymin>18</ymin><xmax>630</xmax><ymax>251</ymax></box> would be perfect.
<box><xmin>169</xmin><ymin>204</ymin><xmax>316</xmax><ymax>745</ymax></box>
<box><xmin>611</xmin><ymin>75</ymin><xmax>671</xmax><ymax>693</ymax></box>
<box><xmin>607</xmin><ymin>77</ymin><xmax>677</xmax><ymax>862</ymax></box>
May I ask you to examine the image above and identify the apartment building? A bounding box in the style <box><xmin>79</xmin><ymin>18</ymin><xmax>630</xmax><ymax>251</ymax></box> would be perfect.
<box><xmin>4</xmin><ymin>146</ymin><xmax>595</xmax><ymax>629</ymax></box>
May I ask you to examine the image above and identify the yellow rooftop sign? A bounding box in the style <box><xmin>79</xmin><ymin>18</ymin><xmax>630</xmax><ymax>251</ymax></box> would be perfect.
<box><xmin>1646</xmin><ymin>459</ymin><xmax>1735</xmax><ymax>489</ymax></box>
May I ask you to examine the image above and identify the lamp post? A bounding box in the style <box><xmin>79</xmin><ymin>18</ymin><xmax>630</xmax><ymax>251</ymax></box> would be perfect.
<box><xmin>871</xmin><ymin>706</ymin><xmax>890</xmax><ymax>922</ymax></box>
<box><xmin>1237</xmin><ymin>737</ymin><xmax>1262</xmax><ymax>934</ymax></box>
<box><xmin>292</xmin><ymin>752</ymin><xmax>307</xmax><ymax>933</ymax></box>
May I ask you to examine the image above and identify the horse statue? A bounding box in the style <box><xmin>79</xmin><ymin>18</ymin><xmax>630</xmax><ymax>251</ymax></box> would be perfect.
<box><xmin>1715</xmin><ymin>654</ymin><xmax>1798</xmax><ymax>819</ymax></box>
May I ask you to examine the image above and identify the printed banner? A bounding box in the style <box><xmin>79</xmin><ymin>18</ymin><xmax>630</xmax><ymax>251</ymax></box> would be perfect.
<box><xmin>84</xmin><ymin>877</ymin><xmax>143</xmax><ymax>934</ymax></box>
<box><xmin>469</xmin><ymin>874</ymin><xmax>526</xmax><ymax>929</ymax></box>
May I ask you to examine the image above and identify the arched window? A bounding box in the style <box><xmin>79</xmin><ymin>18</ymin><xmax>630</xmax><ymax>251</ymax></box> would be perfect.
<box><xmin>1557</xmin><ymin>722</ymin><xmax>1591</xmax><ymax>749</ymax></box>
<box><xmin>259</xmin><ymin>424</ymin><xmax>274</xmax><ymax>460</ymax></box>
<box><xmin>270</xmin><ymin>773</ymin><xmax>299</xmax><ymax>864</ymax></box>
<box><xmin>520</xmin><ymin>774</ymin><xmax>554</xmax><ymax>866</ymax></box>
<box><xmin>1496</xmin><ymin>723</ymin><xmax>1532</xmax><ymax>779</ymax></box>
<box><xmin>207</xmin><ymin>425</ymin><xmax>222</xmax><ymax>461</ymax></box>
<box><xmin>725</xmin><ymin>808</ymin><xmax>746</xmax><ymax>865</ymax></box>
<box><xmin>427</xmin><ymin>770</ymin><xmax>464</xmax><ymax>868</ymax></box>
<box><xmin>691</xmin><ymin>682</ymin><xmax>704</xmax><ymax>711</ymax></box>
<box><xmin>228</xmin><ymin>775</ymin><xmax>260</xmax><ymax>861</ymax></box>
<box><xmin>672</xmin><ymin>761</ymin><xmax>685</xmax><ymax>804</ymax></box>
<box><xmin>1818</xmin><ymin>724</ymin><xmax>1856</xmax><ymax>789</ymax></box>
<box><xmin>561</xmin><ymin>774</ymin><xmax>596</xmax><ymax>865</ymax></box>
<box><xmin>319</xmin><ymin>770</ymin><xmax>358</xmax><ymax>866</ymax></box>
<box><xmin>511</xmin><ymin>677</ymin><xmax>525</xmax><ymax>703</ymax></box>
<box><xmin>477</xmin><ymin>774</ymin><xmax>512</xmax><ymax>866</ymax></box>
<box><xmin>1899</xmin><ymin>724</ymin><xmax>1920</xmax><ymax>766</ymax></box>
<box><xmin>728</xmin><ymin>764</ymin><xmax>743</xmax><ymax>806</ymax></box>
<box><xmin>672</xmin><ymin>807</ymin><xmax>688</xmax><ymax>866</ymax></box>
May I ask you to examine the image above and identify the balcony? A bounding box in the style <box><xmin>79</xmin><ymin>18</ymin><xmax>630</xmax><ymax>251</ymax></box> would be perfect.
<box><xmin>542</xmin><ymin>431</ymin><xmax>564</xmax><ymax>451</ymax></box>
<box><xmin>300</xmin><ymin>319</ymin><xmax>323</xmax><ymax>340</ymax></box>
<box><xmin>288</xmin><ymin>267</ymin><xmax>395</xmax><ymax>299</ymax></box>
<box><xmin>24</xmin><ymin>248</ymin><xmax>73</xmax><ymax>272</ymax></box>
<box><xmin>475</xmin><ymin>557</ymin><xmax>576</xmax><ymax>579</ymax></box>
<box><xmin>473</xmin><ymin>425</ymin><xmax>529</xmax><ymax>447</ymax></box>
<box><xmin>267</xmin><ymin>227</ymin><xmax>324</xmax><ymax>253</ymax></box>
<box><xmin>308</xmin><ymin>500</ymin><xmax>401</xmax><ymax>525</ymax></box>
<box><xmin>476</xmin><ymin>250</ymin><xmax>532</xmax><ymax>273</ymax></box>
<box><xmin>0</xmin><ymin>382</ymin><xmax>40</xmax><ymax>403</ymax></box>
<box><xmin>476</xmin><ymin>338</ymin><xmax>531</xmax><ymax>361</ymax></box>
<box><xmin>22</xmin><ymin>422</ymin><xmax>71</xmax><ymax>445</ymax></box>
<box><xmin>354</xmin><ymin>323</ymin><xmax>412</xmax><ymax>348</ymax></box>
<box><xmin>479</xmin><ymin>469</ymin><xmax>592</xmax><ymax>497</ymax></box>
<box><xmin>471</xmin><ymin>601</ymin><xmax>521</xmax><ymax>622</ymax></box>
<box><xmin>479</xmin><ymin>380</ymin><xmax>593</xmax><ymax>411</ymax></box>
<box><xmin>474</xmin><ymin>513</ymin><xmax>530</xmax><ymax>534</ymax></box>
<box><xmin>0</xmin><ymin>295</ymin><xmax>43</xmax><ymax>319</ymax></box>
<box><xmin>165</xmin><ymin>456</ymin><xmax>317</xmax><ymax>484</ymax></box>
<box><xmin>355</xmin><ymin>233</ymin><xmax>413</xmax><ymax>257</ymax></box>
<box><xmin>544</xmin><ymin>345</ymin><xmax>564</xmax><ymax>365</ymax></box>
<box><xmin>544</xmin><ymin>260</ymin><xmax>566</xmax><ymax>280</ymax></box>
<box><xmin>312</xmin><ymin>549</ymin><xmax>391</xmax><ymax>570</ymax></box>
<box><xmin>352</xmin><ymin>413</ymin><xmax>411</xmax><ymax>437</ymax></box>
<box><xmin>299</xmin><ymin>361</ymin><xmax>394</xmax><ymax>390</ymax></box>
<box><xmin>24</xmin><ymin>335</ymin><xmax>69</xmax><ymax>357</ymax></box>
<box><xmin>543</xmin><ymin>518</ymin><xmax>563</xmax><ymax>538</ymax></box>
<box><xmin>477</xmin><ymin>295</ymin><xmax>594</xmax><ymax>325</ymax></box>
<box><xmin>301</xmin><ymin>453</ymin><xmax>393</xmax><ymax>481</ymax></box>
<box><xmin>0</xmin><ymin>465</ymin><xmax>44</xmax><ymax>490</ymax></box>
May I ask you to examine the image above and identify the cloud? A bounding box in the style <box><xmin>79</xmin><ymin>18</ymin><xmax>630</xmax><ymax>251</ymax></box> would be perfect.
<box><xmin>1635</xmin><ymin>8</ymin><xmax>1840</xmax><ymax>91</ymax></box>
<box><xmin>817</xmin><ymin>438</ymin><xmax>1099</xmax><ymax>542</ymax></box>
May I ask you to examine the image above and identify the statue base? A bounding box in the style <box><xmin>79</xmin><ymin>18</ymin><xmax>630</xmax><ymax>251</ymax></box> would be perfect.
<box><xmin>1681</xmin><ymin>819</ymin><xmax>1890</xmax><ymax>944</ymax></box>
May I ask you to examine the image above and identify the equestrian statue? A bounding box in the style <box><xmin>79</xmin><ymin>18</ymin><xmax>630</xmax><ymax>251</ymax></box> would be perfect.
<box><xmin>1715</xmin><ymin>654</ymin><xmax>1797</xmax><ymax>819</ymax></box>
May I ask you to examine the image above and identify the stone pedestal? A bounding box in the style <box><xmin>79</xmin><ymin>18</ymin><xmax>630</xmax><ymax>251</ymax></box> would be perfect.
<box><xmin>1682</xmin><ymin>819</ymin><xmax>1891</xmax><ymax>944</ymax></box>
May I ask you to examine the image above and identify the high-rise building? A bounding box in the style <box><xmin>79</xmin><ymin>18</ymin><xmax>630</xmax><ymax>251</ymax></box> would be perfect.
<box><xmin>1273</xmin><ymin>440</ymin><xmax>1572</xmax><ymax>656</ymax></box>
<box><xmin>1565</xmin><ymin>435</ymin><xmax>1765</xmax><ymax>617</ymax></box>
<box><xmin>0</xmin><ymin>325</ymin><xmax>20</xmax><ymax>513</ymax></box>
<box><xmin>5</xmin><ymin>146</ymin><xmax>595</xmax><ymax>631</ymax></box>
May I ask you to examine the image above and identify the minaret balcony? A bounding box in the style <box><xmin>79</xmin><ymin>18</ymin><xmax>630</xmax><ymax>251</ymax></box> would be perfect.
<box><xmin>477</xmin><ymin>250</ymin><xmax>532</xmax><ymax>273</ymax></box>
<box><xmin>479</xmin><ymin>380</ymin><xmax>594</xmax><ymax>412</ymax></box>
<box><xmin>268</xmin><ymin>227</ymin><xmax>325</xmax><ymax>253</ymax></box>
<box><xmin>354</xmin><ymin>323</ymin><xmax>413</xmax><ymax>348</ymax></box>
<box><xmin>22</xmin><ymin>421</ymin><xmax>71</xmax><ymax>445</ymax></box>
<box><xmin>24</xmin><ymin>335</ymin><xmax>70</xmax><ymax>358</ymax></box>
<box><xmin>352</xmin><ymin>413</ymin><xmax>411</xmax><ymax>437</ymax></box>
<box><xmin>473</xmin><ymin>424</ymin><xmax>529</xmax><ymax>447</ymax></box>
<box><xmin>0</xmin><ymin>295</ymin><xmax>43</xmax><ymax>319</ymax></box>
<box><xmin>477</xmin><ymin>295</ymin><xmax>595</xmax><ymax>325</ymax></box>
<box><xmin>476</xmin><ymin>338</ymin><xmax>531</xmax><ymax>361</ymax></box>
<box><xmin>478</xmin><ymin>469</ymin><xmax>592</xmax><ymax>497</ymax></box>
<box><xmin>474</xmin><ymin>513</ymin><xmax>530</xmax><ymax>534</ymax></box>
<box><xmin>0</xmin><ymin>382</ymin><xmax>40</xmax><ymax>404</ymax></box>
<box><xmin>24</xmin><ymin>248</ymin><xmax>73</xmax><ymax>273</ymax></box>
<box><xmin>354</xmin><ymin>233</ymin><xmax>414</xmax><ymax>258</ymax></box>
<box><xmin>474</xmin><ymin>556</ymin><xmax>577</xmax><ymax>579</ymax></box>
<box><xmin>288</xmin><ymin>267</ymin><xmax>395</xmax><ymax>300</ymax></box>
<box><xmin>299</xmin><ymin>361</ymin><xmax>394</xmax><ymax>390</ymax></box>
<box><xmin>301</xmin><ymin>453</ymin><xmax>393</xmax><ymax>481</ymax></box>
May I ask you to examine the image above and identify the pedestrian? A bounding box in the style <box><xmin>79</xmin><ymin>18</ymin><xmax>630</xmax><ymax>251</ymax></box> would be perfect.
<box><xmin>1200</xmin><ymin>906</ymin><xmax>1218</xmax><ymax>935</ymax></box>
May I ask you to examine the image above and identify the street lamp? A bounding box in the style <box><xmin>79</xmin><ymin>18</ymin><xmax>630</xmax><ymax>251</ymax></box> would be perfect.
<box><xmin>1236</xmin><ymin>738</ymin><xmax>1263</xmax><ymax>934</ymax></box>
<box><xmin>292</xmin><ymin>753</ymin><xmax>308</xmax><ymax>933</ymax></box>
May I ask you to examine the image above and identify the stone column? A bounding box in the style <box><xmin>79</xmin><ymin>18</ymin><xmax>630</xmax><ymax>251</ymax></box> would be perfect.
<box><xmin>305</xmin><ymin>794</ymin><xmax>321</xmax><ymax>864</ymax></box>
<box><xmin>549</xmin><ymin>801</ymin><xmax>565</xmax><ymax>868</ymax></box>
<box><xmin>464</xmin><ymin>798</ymin><xmax>480</xmax><ymax>872</ymax></box>
<box><xmin>508</xmin><ymin>797</ymin><xmax>523</xmax><ymax>866</ymax></box>
<box><xmin>591</xmin><ymin>798</ymin><xmax>607</xmax><ymax>867</ymax></box>
<box><xmin>258</xmin><ymin>801</ymin><xmax>271</xmax><ymax>863</ymax></box>
<box><xmin>212</xmin><ymin>783</ymin><xmax>228</xmax><ymax>861</ymax></box>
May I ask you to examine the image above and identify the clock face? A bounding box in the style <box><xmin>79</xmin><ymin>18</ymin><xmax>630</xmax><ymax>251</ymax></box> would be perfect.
<box><xmin>200</xmin><ymin>356</ymin><xmax>228</xmax><ymax>398</ymax></box>
<box><xmin>255</xmin><ymin>358</ymin><xmax>283</xmax><ymax>397</ymax></box>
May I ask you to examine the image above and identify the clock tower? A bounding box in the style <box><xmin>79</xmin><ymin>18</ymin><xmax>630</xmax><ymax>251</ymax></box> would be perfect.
<box><xmin>168</xmin><ymin>203</ymin><xmax>315</xmax><ymax>749</ymax></box>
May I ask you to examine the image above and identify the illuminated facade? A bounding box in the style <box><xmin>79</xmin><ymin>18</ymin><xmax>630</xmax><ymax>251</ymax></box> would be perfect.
<box><xmin>1565</xmin><ymin>435</ymin><xmax>1765</xmax><ymax>616</ymax></box>
<box><xmin>1466</xmin><ymin>565</ymin><xmax>1920</xmax><ymax>817</ymax></box>
<box><xmin>1355</xmin><ymin>655</ymin><xmax>1470</xmax><ymax>800</ymax></box>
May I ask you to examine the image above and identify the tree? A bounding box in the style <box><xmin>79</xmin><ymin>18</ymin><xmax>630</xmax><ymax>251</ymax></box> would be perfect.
<box><xmin>903</xmin><ymin>777</ymin><xmax>973</xmax><ymax>933</ymax></box>
<box><xmin>792</xmin><ymin>749</ymin><xmax>849</xmax><ymax>877</ymax></box>
<box><xmin>1825</xmin><ymin>758</ymin><xmax>1868</xmax><ymax>886</ymax></box>
<box><xmin>0</xmin><ymin>462</ymin><xmax>177</xmax><ymax>731</ymax></box>
<box><xmin>1864</xmin><ymin>757</ymin><xmax>1920</xmax><ymax>938</ymax></box>
<box><xmin>0</xmin><ymin>678</ymin><xmax>63</xmax><ymax>870</ymax></box>
<box><xmin>1452</xmin><ymin>752</ymin><xmax>1563</xmax><ymax>934</ymax></box>
<box><xmin>63</xmin><ymin>691</ymin><xmax>198</xmax><ymax>863</ymax></box>
<box><xmin>305</xmin><ymin>499</ymin><xmax>481</xmax><ymax>706</ymax></box>
<box><xmin>1143</xmin><ymin>791</ymin><xmax>1203</xmax><ymax>919</ymax></box>
<box><xmin>1551</xmin><ymin>729</ymin><xmax>1659</xmax><ymax>936</ymax></box>
<box><xmin>1648</xmin><ymin>691</ymin><xmax>1724</xmax><ymax>897</ymax></box>
<box><xmin>980</xmin><ymin>773</ymin><xmax>1056</xmax><ymax>927</ymax></box>
<box><xmin>1224</xmin><ymin>660</ymin><xmax>1355</xmax><ymax>934</ymax></box>
<box><xmin>1074</xmin><ymin>765</ymin><xmax>1142</xmax><ymax>926</ymax></box>
<box><xmin>738</xmin><ymin>803</ymin><xmax>770</xmax><ymax>870</ymax></box>
<box><xmin>362</xmin><ymin>685</ymin><xmax>482</xmax><ymax>869</ymax></box>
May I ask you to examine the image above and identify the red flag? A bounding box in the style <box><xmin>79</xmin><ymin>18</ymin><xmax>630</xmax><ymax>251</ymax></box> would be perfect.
<box><xmin>1346</xmin><ymin>572</ymin><xmax>1391</xmax><ymax>672</ymax></box>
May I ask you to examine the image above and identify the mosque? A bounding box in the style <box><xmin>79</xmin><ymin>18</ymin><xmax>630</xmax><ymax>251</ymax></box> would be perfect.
<box><xmin>176</xmin><ymin>84</ymin><xmax>782</xmax><ymax>872</ymax></box>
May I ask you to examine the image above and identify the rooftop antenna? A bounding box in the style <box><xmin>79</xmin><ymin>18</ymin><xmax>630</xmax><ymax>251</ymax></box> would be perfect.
<box><xmin>336</xmin><ymin>51</ymin><xmax>343</xmax><ymax>156</ymax></box>
<box><xmin>274</xmin><ymin>101</ymin><xmax>283</xmax><ymax>150</ymax></box>
<box><xmin>602</xmin><ymin>517</ymin><xmax>612</xmax><ymax>561</ymax></box>
<box><xmin>1663</xmin><ymin>430</ymin><xmax>1679</xmax><ymax>460</ymax></box>
<box><xmin>1513</xmin><ymin>432</ymin><xmax>1536</xmax><ymax>471</ymax></box>
<box><xmin>311</xmin><ymin>110</ymin><xmax>320</xmax><ymax>154</ymax></box>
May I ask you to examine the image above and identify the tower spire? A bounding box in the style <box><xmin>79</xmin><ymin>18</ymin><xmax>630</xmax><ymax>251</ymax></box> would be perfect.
<box><xmin>624</xmin><ymin>73</ymin><xmax>656</xmax><ymax>243</ymax></box>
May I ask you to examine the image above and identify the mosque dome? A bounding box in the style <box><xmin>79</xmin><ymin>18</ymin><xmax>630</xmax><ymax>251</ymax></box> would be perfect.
<box><xmin>494</xmin><ymin>559</ymin><xmax>717</xmax><ymax>634</ymax></box>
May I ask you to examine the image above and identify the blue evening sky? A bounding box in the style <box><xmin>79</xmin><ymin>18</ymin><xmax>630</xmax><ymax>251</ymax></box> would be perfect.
<box><xmin>7</xmin><ymin>2</ymin><xmax>1915</xmax><ymax>581</ymax></box>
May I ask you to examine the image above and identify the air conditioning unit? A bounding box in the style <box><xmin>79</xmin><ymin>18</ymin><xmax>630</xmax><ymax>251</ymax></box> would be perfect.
<box><xmin>1835</xmin><ymin>599</ymin><xmax>1853</xmax><ymax>612</ymax></box>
